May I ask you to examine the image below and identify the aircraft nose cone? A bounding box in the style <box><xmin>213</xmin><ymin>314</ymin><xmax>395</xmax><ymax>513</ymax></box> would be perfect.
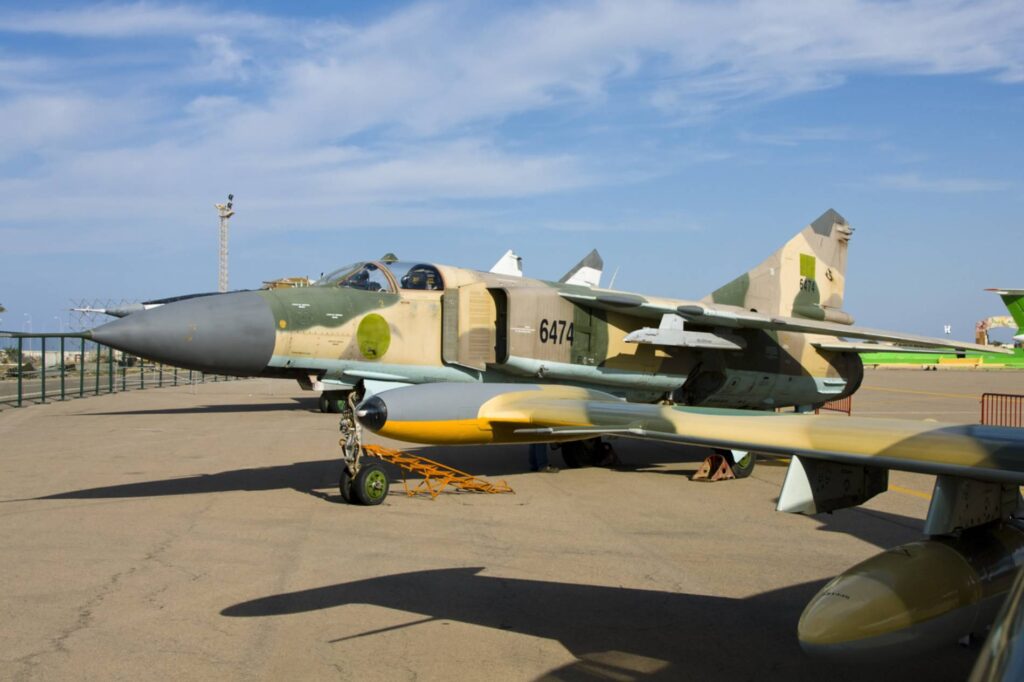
<box><xmin>90</xmin><ymin>291</ymin><xmax>276</xmax><ymax>375</ymax></box>
<box><xmin>355</xmin><ymin>396</ymin><xmax>388</xmax><ymax>432</ymax></box>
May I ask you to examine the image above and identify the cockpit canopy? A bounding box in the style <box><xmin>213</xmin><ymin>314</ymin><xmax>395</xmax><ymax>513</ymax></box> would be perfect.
<box><xmin>317</xmin><ymin>261</ymin><xmax>444</xmax><ymax>293</ymax></box>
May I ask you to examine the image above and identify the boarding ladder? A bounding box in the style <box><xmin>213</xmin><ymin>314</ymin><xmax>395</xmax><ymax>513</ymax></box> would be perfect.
<box><xmin>360</xmin><ymin>444</ymin><xmax>514</xmax><ymax>498</ymax></box>
<box><xmin>338</xmin><ymin>393</ymin><xmax>513</xmax><ymax>500</ymax></box>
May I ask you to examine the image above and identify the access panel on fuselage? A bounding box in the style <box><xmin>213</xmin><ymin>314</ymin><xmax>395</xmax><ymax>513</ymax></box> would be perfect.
<box><xmin>442</xmin><ymin>283</ymin><xmax>497</xmax><ymax>371</ymax></box>
<box><xmin>504</xmin><ymin>288</ymin><xmax>578</xmax><ymax>364</ymax></box>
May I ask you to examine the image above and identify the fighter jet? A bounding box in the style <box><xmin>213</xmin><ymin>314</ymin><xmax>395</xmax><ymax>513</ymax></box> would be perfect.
<box><xmin>88</xmin><ymin>209</ymin><xmax>997</xmax><ymax>427</ymax></box>
<box><xmin>354</xmin><ymin>380</ymin><xmax>1024</xmax><ymax>661</ymax></box>
<box><xmin>988</xmin><ymin>288</ymin><xmax>1024</xmax><ymax>342</ymax></box>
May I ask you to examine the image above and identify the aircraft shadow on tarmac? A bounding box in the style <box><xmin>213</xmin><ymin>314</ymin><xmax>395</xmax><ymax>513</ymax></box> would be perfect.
<box><xmin>34</xmin><ymin>444</ymin><xmax>924</xmax><ymax>550</ymax></box>
<box><xmin>219</xmin><ymin>566</ymin><xmax>975</xmax><ymax>681</ymax></box>
<box><xmin>88</xmin><ymin>396</ymin><xmax>317</xmax><ymax>416</ymax></box>
<box><xmin>410</xmin><ymin>439</ymin><xmax>711</xmax><ymax>477</ymax></box>
<box><xmin>34</xmin><ymin>458</ymin><xmax>346</xmax><ymax>501</ymax></box>
<box><xmin>814</xmin><ymin>506</ymin><xmax>924</xmax><ymax>546</ymax></box>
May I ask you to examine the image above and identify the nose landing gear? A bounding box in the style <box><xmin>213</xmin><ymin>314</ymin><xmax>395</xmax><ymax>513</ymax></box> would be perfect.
<box><xmin>338</xmin><ymin>392</ymin><xmax>391</xmax><ymax>506</ymax></box>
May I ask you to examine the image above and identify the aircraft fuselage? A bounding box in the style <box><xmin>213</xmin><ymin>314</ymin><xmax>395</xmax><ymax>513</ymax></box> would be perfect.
<box><xmin>92</xmin><ymin>259</ymin><xmax>861</xmax><ymax>410</ymax></box>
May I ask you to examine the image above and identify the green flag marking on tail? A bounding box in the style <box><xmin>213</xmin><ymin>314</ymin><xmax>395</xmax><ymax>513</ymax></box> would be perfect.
<box><xmin>800</xmin><ymin>253</ymin><xmax>816</xmax><ymax>280</ymax></box>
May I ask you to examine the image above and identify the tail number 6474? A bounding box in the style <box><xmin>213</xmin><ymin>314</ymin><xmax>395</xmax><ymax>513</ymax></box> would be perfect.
<box><xmin>539</xmin><ymin>319</ymin><xmax>574</xmax><ymax>344</ymax></box>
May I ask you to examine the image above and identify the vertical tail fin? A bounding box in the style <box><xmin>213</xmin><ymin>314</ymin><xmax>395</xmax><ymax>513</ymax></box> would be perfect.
<box><xmin>703</xmin><ymin>209</ymin><xmax>854</xmax><ymax>323</ymax></box>
<box><xmin>987</xmin><ymin>289</ymin><xmax>1024</xmax><ymax>338</ymax></box>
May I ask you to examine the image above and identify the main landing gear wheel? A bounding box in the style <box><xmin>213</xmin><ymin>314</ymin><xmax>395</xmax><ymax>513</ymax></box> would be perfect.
<box><xmin>319</xmin><ymin>391</ymin><xmax>349</xmax><ymax>414</ymax></box>
<box><xmin>719</xmin><ymin>449</ymin><xmax>755</xmax><ymax>479</ymax></box>
<box><xmin>352</xmin><ymin>462</ymin><xmax>390</xmax><ymax>506</ymax></box>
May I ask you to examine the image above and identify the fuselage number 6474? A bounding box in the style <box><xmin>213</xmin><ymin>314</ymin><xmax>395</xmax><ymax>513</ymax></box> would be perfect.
<box><xmin>539</xmin><ymin>319</ymin><xmax>574</xmax><ymax>344</ymax></box>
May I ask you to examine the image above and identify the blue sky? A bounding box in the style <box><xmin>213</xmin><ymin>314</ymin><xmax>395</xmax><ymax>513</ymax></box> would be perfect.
<box><xmin>1</xmin><ymin>0</ymin><xmax>1022</xmax><ymax>341</ymax></box>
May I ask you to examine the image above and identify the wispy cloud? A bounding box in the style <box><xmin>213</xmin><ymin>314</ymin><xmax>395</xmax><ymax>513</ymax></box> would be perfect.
<box><xmin>738</xmin><ymin>127</ymin><xmax>863</xmax><ymax>147</ymax></box>
<box><xmin>0</xmin><ymin>0</ymin><xmax>1022</xmax><ymax>245</ymax></box>
<box><xmin>0</xmin><ymin>3</ymin><xmax>278</xmax><ymax>39</ymax></box>
<box><xmin>873</xmin><ymin>173</ymin><xmax>1013</xmax><ymax>193</ymax></box>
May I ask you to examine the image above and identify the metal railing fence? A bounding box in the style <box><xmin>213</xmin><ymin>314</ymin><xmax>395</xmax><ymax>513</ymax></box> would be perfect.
<box><xmin>980</xmin><ymin>393</ymin><xmax>1024</xmax><ymax>428</ymax></box>
<box><xmin>816</xmin><ymin>395</ymin><xmax>853</xmax><ymax>416</ymax></box>
<box><xmin>0</xmin><ymin>332</ymin><xmax>244</xmax><ymax>409</ymax></box>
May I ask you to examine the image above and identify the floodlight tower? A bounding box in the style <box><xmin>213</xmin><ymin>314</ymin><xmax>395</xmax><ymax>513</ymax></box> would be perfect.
<box><xmin>215</xmin><ymin>194</ymin><xmax>235</xmax><ymax>293</ymax></box>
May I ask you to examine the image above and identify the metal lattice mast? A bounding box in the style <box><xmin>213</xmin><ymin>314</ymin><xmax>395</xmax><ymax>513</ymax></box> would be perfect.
<box><xmin>215</xmin><ymin>194</ymin><xmax>235</xmax><ymax>293</ymax></box>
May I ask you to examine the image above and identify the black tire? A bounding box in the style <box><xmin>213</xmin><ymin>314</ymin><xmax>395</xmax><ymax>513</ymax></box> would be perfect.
<box><xmin>319</xmin><ymin>391</ymin><xmax>349</xmax><ymax>414</ymax></box>
<box><xmin>352</xmin><ymin>462</ymin><xmax>390</xmax><ymax>506</ymax></box>
<box><xmin>339</xmin><ymin>467</ymin><xmax>354</xmax><ymax>502</ymax></box>
<box><xmin>721</xmin><ymin>449</ymin><xmax>755</xmax><ymax>479</ymax></box>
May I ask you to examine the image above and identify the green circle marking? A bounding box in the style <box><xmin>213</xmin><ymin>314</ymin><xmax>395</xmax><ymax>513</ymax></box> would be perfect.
<box><xmin>357</xmin><ymin>314</ymin><xmax>391</xmax><ymax>359</ymax></box>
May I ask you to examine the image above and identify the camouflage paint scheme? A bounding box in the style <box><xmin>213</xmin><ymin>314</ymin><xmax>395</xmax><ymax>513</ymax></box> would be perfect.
<box><xmin>85</xmin><ymin>209</ymin><xmax>996</xmax><ymax>411</ymax></box>
<box><xmin>253</xmin><ymin>209</ymin><xmax>991</xmax><ymax>410</ymax></box>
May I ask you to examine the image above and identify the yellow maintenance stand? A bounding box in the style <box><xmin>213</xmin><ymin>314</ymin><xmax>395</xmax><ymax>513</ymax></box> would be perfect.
<box><xmin>337</xmin><ymin>400</ymin><xmax>513</xmax><ymax>506</ymax></box>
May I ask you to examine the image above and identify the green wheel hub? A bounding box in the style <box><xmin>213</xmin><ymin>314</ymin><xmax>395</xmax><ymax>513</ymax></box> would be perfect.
<box><xmin>352</xmin><ymin>462</ymin><xmax>390</xmax><ymax>506</ymax></box>
<box><xmin>362</xmin><ymin>469</ymin><xmax>387</xmax><ymax>501</ymax></box>
<box><xmin>729</xmin><ymin>452</ymin><xmax>755</xmax><ymax>479</ymax></box>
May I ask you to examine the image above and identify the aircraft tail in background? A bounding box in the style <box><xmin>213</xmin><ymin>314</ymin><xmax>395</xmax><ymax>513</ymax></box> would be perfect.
<box><xmin>987</xmin><ymin>288</ymin><xmax>1024</xmax><ymax>341</ymax></box>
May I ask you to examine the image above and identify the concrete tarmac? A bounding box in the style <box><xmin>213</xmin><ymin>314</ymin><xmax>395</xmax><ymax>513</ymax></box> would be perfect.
<box><xmin>1</xmin><ymin>369</ymin><xmax>1022</xmax><ymax>680</ymax></box>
